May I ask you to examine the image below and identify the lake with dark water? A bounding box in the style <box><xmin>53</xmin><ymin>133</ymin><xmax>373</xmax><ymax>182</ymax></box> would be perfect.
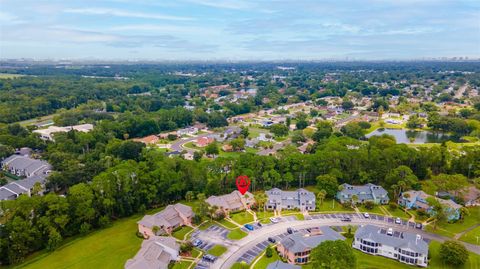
<box><xmin>366</xmin><ymin>128</ymin><xmax>462</xmax><ymax>144</ymax></box>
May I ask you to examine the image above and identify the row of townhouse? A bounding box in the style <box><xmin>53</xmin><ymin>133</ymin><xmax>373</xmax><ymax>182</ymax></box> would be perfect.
<box><xmin>0</xmin><ymin>154</ymin><xmax>52</xmax><ymax>201</ymax></box>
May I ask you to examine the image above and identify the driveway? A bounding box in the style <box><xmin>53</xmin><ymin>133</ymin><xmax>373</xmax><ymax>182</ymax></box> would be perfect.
<box><xmin>213</xmin><ymin>212</ymin><xmax>480</xmax><ymax>269</ymax></box>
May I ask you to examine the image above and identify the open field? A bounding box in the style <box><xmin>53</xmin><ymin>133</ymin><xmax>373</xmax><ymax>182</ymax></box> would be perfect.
<box><xmin>230</xmin><ymin>211</ymin><xmax>254</xmax><ymax>225</ymax></box>
<box><xmin>227</xmin><ymin>228</ymin><xmax>248</xmax><ymax>240</ymax></box>
<box><xmin>0</xmin><ymin>73</ymin><xmax>25</xmax><ymax>79</ymax></box>
<box><xmin>207</xmin><ymin>245</ymin><xmax>228</xmax><ymax>256</ymax></box>
<box><xmin>12</xmin><ymin>214</ymin><xmax>144</xmax><ymax>269</ymax></box>
<box><xmin>171</xmin><ymin>260</ymin><xmax>194</xmax><ymax>269</ymax></box>
<box><xmin>172</xmin><ymin>226</ymin><xmax>194</xmax><ymax>240</ymax></box>
<box><xmin>459</xmin><ymin>226</ymin><xmax>480</xmax><ymax>245</ymax></box>
<box><xmin>427</xmin><ymin>207</ymin><xmax>480</xmax><ymax>238</ymax></box>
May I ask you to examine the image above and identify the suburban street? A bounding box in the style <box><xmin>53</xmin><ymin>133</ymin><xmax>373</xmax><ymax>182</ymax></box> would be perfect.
<box><xmin>214</xmin><ymin>213</ymin><xmax>480</xmax><ymax>269</ymax></box>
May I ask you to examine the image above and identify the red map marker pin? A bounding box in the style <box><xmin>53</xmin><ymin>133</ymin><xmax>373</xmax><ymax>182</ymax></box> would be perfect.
<box><xmin>236</xmin><ymin>175</ymin><xmax>251</xmax><ymax>195</ymax></box>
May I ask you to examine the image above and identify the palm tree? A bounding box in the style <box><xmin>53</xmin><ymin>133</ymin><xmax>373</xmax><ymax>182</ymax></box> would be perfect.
<box><xmin>351</xmin><ymin>195</ymin><xmax>359</xmax><ymax>208</ymax></box>
<box><xmin>255</xmin><ymin>193</ymin><xmax>268</xmax><ymax>213</ymax></box>
<box><xmin>317</xmin><ymin>190</ymin><xmax>327</xmax><ymax>206</ymax></box>
<box><xmin>208</xmin><ymin>205</ymin><xmax>218</xmax><ymax>221</ymax></box>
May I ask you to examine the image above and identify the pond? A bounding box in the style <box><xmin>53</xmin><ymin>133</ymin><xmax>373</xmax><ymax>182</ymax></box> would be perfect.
<box><xmin>365</xmin><ymin>128</ymin><xmax>462</xmax><ymax>144</ymax></box>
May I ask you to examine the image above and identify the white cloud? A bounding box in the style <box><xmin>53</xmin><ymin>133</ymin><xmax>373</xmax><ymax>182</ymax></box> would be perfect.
<box><xmin>64</xmin><ymin>8</ymin><xmax>193</xmax><ymax>21</ymax></box>
<box><xmin>0</xmin><ymin>11</ymin><xmax>27</xmax><ymax>25</ymax></box>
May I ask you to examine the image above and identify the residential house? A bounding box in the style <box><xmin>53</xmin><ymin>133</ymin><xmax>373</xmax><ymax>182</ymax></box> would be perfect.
<box><xmin>125</xmin><ymin>236</ymin><xmax>179</xmax><ymax>269</ymax></box>
<box><xmin>132</xmin><ymin>135</ymin><xmax>159</xmax><ymax>145</ymax></box>
<box><xmin>196</xmin><ymin>137</ymin><xmax>214</xmax><ymax>147</ymax></box>
<box><xmin>265</xmin><ymin>188</ymin><xmax>316</xmax><ymax>212</ymax></box>
<box><xmin>398</xmin><ymin>190</ymin><xmax>462</xmax><ymax>221</ymax></box>
<box><xmin>353</xmin><ymin>225</ymin><xmax>428</xmax><ymax>267</ymax></box>
<box><xmin>277</xmin><ymin>227</ymin><xmax>345</xmax><ymax>264</ymax></box>
<box><xmin>459</xmin><ymin>186</ymin><xmax>480</xmax><ymax>207</ymax></box>
<box><xmin>177</xmin><ymin>127</ymin><xmax>198</xmax><ymax>136</ymax></box>
<box><xmin>336</xmin><ymin>183</ymin><xmax>389</xmax><ymax>205</ymax></box>
<box><xmin>137</xmin><ymin>203</ymin><xmax>194</xmax><ymax>238</ymax></box>
<box><xmin>33</xmin><ymin>123</ymin><xmax>94</xmax><ymax>141</ymax></box>
<box><xmin>222</xmin><ymin>144</ymin><xmax>233</xmax><ymax>152</ymax></box>
<box><xmin>205</xmin><ymin>190</ymin><xmax>255</xmax><ymax>215</ymax></box>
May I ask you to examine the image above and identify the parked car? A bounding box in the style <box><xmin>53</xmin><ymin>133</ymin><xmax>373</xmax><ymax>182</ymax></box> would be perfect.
<box><xmin>270</xmin><ymin>217</ymin><xmax>279</xmax><ymax>223</ymax></box>
<box><xmin>387</xmin><ymin>228</ymin><xmax>393</xmax><ymax>236</ymax></box>
<box><xmin>257</xmin><ymin>222</ymin><xmax>263</xmax><ymax>227</ymax></box>
<box><xmin>415</xmin><ymin>223</ymin><xmax>423</xmax><ymax>229</ymax></box>
<box><xmin>193</xmin><ymin>239</ymin><xmax>203</xmax><ymax>247</ymax></box>
<box><xmin>395</xmin><ymin>217</ymin><xmax>401</xmax><ymax>224</ymax></box>
<box><xmin>268</xmin><ymin>237</ymin><xmax>276</xmax><ymax>243</ymax></box>
<box><xmin>244</xmin><ymin>224</ymin><xmax>254</xmax><ymax>231</ymax></box>
<box><xmin>341</xmin><ymin>217</ymin><xmax>352</xmax><ymax>222</ymax></box>
<box><xmin>363</xmin><ymin>212</ymin><xmax>370</xmax><ymax>218</ymax></box>
<box><xmin>287</xmin><ymin>228</ymin><xmax>293</xmax><ymax>234</ymax></box>
<box><xmin>202</xmin><ymin>254</ymin><xmax>217</xmax><ymax>262</ymax></box>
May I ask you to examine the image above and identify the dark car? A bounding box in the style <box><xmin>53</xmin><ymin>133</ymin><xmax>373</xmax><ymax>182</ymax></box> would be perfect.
<box><xmin>257</xmin><ymin>222</ymin><xmax>263</xmax><ymax>227</ymax></box>
<box><xmin>341</xmin><ymin>217</ymin><xmax>352</xmax><ymax>222</ymax></box>
<box><xmin>202</xmin><ymin>254</ymin><xmax>217</xmax><ymax>262</ymax></box>
<box><xmin>268</xmin><ymin>237</ymin><xmax>276</xmax><ymax>243</ymax></box>
<box><xmin>287</xmin><ymin>228</ymin><xmax>293</xmax><ymax>234</ymax></box>
<box><xmin>192</xmin><ymin>239</ymin><xmax>203</xmax><ymax>247</ymax></box>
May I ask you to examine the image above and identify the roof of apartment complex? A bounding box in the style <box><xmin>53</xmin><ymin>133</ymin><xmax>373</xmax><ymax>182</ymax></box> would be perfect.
<box><xmin>355</xmin><ymin>225</ymin><xmax>428</xmax><ymax>255</ymax></box>
<box><xmin>138</xmin><ymin>203</ymin><xmax>193</xmax><ymax>229</ymax></box>
<box><xmin>33</xmin><ymin>124</ymin><xmax>94</xmax><ymax>140</ymax></box>
<box><xmin>1</xmin><ymin>155</ymin><xmax>51</xmax><ymax>176</ymax></box>
<box><xmin>0</xmin><ymin>154</ymin><xmax>52</xmax><ymax>200</ymax></box>
<box><xmin>338</xmin><ymin>183</ymin><xmax>388</xmax><ymax>201</ymax></box>
<box><xmin>280</xmin><ymin>227</ymin><xmax>345</xmax><ymax>253</ymax></box>
<box><xmin>266</xmin><ymin>261</ymin><xmax>301</xmax><ymax>269</ymax></box>
<box><xmin>206</xmin><ymin>190</ymin><xmax>253</xmax><ymax>211</ymax></box>
<box><xmin>401</xmin><ymin>190</ymin><xmax>462</xmax><ymax>210</ymax></box>
<box><xmin>125</xmin><ymin>236</ymin><xmax>179</xmax><ymax>269</ymax></box>
<box><xmin>266</xmin><ymin>188</ymin><xmax>315</xmax><ymax>207</ymax></box>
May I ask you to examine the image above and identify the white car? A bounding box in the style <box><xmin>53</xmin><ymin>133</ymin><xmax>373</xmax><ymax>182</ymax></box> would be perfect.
<box><xmin>270</xmin><ymin>217</ymin><xmax>279</xmax><ymax>223</ymax></box>
<box><xmin>395</xmin><ymin>217</ymin><xmax>401</xmax><ymax>224</ymax></box>
<box><xmin>387</xmin><ymin>228</ymin><xmax>393</xmax><ymax>236</ymax></box>
<box><xmin>363</xmin><ymin>212</ymin><xmax>370</xmax><ymax>218</ymax></box>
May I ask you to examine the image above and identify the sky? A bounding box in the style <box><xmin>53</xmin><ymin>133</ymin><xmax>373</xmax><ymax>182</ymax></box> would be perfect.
<box><xmin>0</xmin><ymin>0</ymin><xmax>479</xmax><ymax>60</ymax></box>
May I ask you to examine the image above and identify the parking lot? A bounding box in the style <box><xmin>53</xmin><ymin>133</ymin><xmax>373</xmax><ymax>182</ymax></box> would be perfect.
<box><xmin>197</xmin><ymin>212</ymin><xmax>425</xmax><ymax>268</ymax></box>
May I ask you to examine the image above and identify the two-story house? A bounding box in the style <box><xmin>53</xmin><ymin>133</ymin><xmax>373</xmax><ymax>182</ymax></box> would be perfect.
<box><xmin>265</xmin><ymin>188</ymin><xmax>316</xmax><ymax>212</ymax></box>
<box><xmin>398</xmin><ymin>190</ymin><xmax>462</xmax><ymax>221</ymax></box>
<box><xmin>353</xmin><ymin>225</ymin><xmax>428</xmax><ymax>267</ymax></box>
<box><xmin>277</xmin><ymin>227</ymin><xmax>345</xmax><ymax>264</ymax></box>
<box><xmin>336</xmin><ymin>183</ymin><xmax>389</xmax><ymax>205</ymax></box>
<box><xmin>138</xmin><ymin>203</ymin><xmax>194</xmax><ymax>238</ymax></box>
<box><xmin>205</xmin><ymin>190</ymin><xmax>255</xmax><ymax>215</ymax></box>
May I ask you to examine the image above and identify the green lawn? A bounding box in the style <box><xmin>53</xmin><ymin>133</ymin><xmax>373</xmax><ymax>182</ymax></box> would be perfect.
<box><xmin>256</xmin><ymin>210</ymin><xmax>275</xmax><ymax>224</ymax></box>
<box><xmin>171</xmin><ymin>260</ymin><xmax>194</xmax><ymax>269</ymax></box>
<box><xmin>459</xmin><ymin>226</ymin><xmax>480</xmax><ymax>245</ymax></box>
<box><xmin>198</xmin><ymin>221</ymin><xmax>214</xmax><ymax>230</ymax></box>
<box><xmin>387</xmin><ymin>207</ymin><xmax>411</xmax><ymax>219</ymax></box>
<box><xmin>12</xmin><ymin>214</ymin><xmax>144</xmax><ymax>269</ymax></box>
<box><xmin>427</xmin><ymin>207</ymin><xmax>480</xmax><ymax>238</ymax></box>
<box><xmin>0</xmin><ymin>73</ymin><xmax>24</xmax><ymax>79</ymax></box>
<box><xmin>361</xmin><ymin>205</ymin><xmax>385</xmax><ymax>215</ymax></box>
<box><xmin>251</xmin><ymin>247</ymin><xmax>280</xmax><ymax>269</ymax></box>
<box><xmin>230</xmin><ymin>211</ymin><xmax>254</xmax><ymax>225</ymax></box>
<box><xmin>227</xmin><ymin>228</ymin><xmax>248</xmax><ymax>240</ymax></box>
<box><xmin>429</xmin><ymin>241</ymin><xmax>480</xmax><ymax>269</ymax></box>
<box><xmin>172</xmin><ymin>226</ymin><xmax>194</xmax><ymax>240</ymax></box>
<box><xmin>231</xmin><ymin>262</ymin><xmax>249</xmax><ymax>269</ymax></box>
<box><xmin>216</xmin><ymin>219</ymin><xmax>238</xmax><ymax>229</ymax></box>
<box><xmin>207</xmin><ymin>245</ymin><xmax>228</xmax><ymax>256</ymax></box>
<box><xmin>315</xmin><ymin>199</ymin><xmax>354</xmax><ymax>212</ymax></box>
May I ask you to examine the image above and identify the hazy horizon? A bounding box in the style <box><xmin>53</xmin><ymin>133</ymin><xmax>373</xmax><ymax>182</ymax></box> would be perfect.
<box><xmin>1</xmin><ymin>0</ymin><xmax>479</xmax><ymax>60</ymax></box>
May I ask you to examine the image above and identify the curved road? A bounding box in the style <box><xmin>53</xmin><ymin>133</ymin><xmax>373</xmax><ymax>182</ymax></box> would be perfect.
<box><xmin>214</xmin><ymin>214</ymin><xmax>480</xmax><ymax>269</ymax></box>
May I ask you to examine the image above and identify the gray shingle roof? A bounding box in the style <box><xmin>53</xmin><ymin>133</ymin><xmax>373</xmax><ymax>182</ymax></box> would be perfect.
<box><xmin>280</xmin><ymin>226</ymin><xmax>345</xmax><ymax>253</ymax></box>
<box><xmin>266</xmin><ymin>188</ymin><xmax>315</xmax><ymax>208</ymax></box>
<box><xmin>355</xmin><ymin>225</ymin><xmax>428</xmax><ymax>255</ymax></box>
<box><xmin>338</xmin><ymin>183</ymin><xmax>388</xmax><ymax>201</ymax></box>
<box><xmin>125</xmin><ymin>236</ymin><xmax>179</xmax><ymax>269</ymax></box>
<box><xmin>138</xmin><ymin>203</ymin><xmax>193</xmax><ymax>229</ymax></box>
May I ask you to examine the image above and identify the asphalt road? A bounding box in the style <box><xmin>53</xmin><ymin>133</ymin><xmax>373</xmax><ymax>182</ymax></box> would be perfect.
<box><xmin>214</xmin><ymin>213</ymin><xmax>480</xmax><ymax>269</ymax></box>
